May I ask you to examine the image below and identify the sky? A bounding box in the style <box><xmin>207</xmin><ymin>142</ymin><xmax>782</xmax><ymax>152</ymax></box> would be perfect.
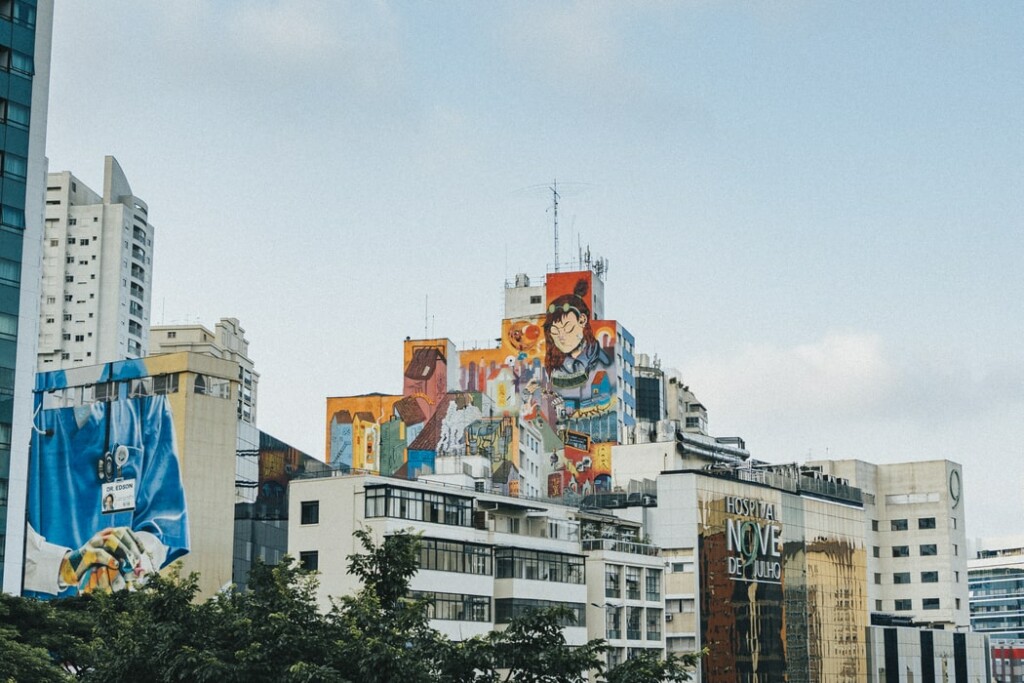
<box><xmin>45</xmin><ymin>2</ymin><xmax>1023</xmax><ymax>539</ymax></box>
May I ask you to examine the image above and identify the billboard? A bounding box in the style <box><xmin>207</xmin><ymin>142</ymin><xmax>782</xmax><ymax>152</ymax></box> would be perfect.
<box><xmin>24</xmin><ymin>360</ymin><xmax>189</xmax><ymax>598</ymax></box>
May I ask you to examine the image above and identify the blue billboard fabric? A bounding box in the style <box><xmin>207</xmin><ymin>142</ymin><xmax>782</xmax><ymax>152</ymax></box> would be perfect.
<box><xmin>26</xmin><ymin>392</ymin><xmax>189</xmax><ymax>598</ymax></box>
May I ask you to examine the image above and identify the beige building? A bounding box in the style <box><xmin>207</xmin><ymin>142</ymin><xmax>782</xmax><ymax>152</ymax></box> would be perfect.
<box><xmin>808</xmin><ymin>459</ymin><xmax>970</xmax><ymax>629</ymax></box>
<box><xmin>39</xmin><ymin>157</ymin><xmax>153</xmax><ymax>369</ymax></box>
<box><xmin>150</xmin><ymin>317</ymin><xmax>259</xmax><ymax>424</ymax></box>
<box><xmin>25</xmin><ymin>352</ymin><xmax>240</xmax><ymax>600</ymax></box>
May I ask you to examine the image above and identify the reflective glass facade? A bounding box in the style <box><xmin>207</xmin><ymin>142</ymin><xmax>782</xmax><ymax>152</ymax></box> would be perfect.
<box><xmin>695</xmin><ymin>476</ymin><xmax>868</xmax><ymax>682</ymax></box>
<box><xmin>0</xmin><ymin>0</ymin><xmax>47</xmax><ymax>589</ymax></box>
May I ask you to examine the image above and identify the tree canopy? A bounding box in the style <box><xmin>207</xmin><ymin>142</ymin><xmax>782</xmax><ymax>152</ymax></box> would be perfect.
<box><xmin>0</xmin><ymin>530</ymin><xmax>700</xmax><ymax>682</ymax></box>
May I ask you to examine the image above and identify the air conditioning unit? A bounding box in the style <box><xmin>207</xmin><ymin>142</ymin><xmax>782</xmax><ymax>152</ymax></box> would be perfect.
<box><xmin>665</xmin><ymin>613</ymin><xmax>673</xmax><ymax>622</ymax></box>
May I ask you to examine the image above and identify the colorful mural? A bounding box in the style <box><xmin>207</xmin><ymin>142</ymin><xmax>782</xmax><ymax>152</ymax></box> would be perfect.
<box><xmin>26</xmin><ymin>360</ymin><xmax>190</xmax><ymax>598</ymax></box>
<box><xmin>324</xmin><ymin>271</ymin><xmax>633</xmax><ymax>500</ymax></box>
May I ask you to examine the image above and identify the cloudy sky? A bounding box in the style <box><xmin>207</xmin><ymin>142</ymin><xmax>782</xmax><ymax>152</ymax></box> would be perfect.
<box><xmin>46</xmin><ymin>2</ymin><xmax>1023</xmax><ymax>538</ymax></box>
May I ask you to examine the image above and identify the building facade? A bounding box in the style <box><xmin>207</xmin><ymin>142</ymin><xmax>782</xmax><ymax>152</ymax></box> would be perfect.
<box><xmin>38</xmin><ymin>156</ymin><xmax>153</xmax><ymax>369</ymax></box>
<box><xmin>151</xmin><ymin>317</ymin><xmax>259</xmax><ymax>424</ymax></box>
<box><xmin>24</xmin><ymin>353</ymin><xmax>239</xmax><ymax>599</ymax></box>
<box><xmin>0</xmin><ymin>0</ymin><xmax>52</xmax><ymax>594</ymax></box>
<box><xmin>808</xmin><ymin>459</ymin><xmax>970</xmax><ymax>630</ymax></box>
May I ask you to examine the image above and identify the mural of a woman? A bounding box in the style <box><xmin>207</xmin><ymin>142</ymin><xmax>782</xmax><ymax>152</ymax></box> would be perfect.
<box><xmin>543</xmin><ymin>278</ymin><xmax>611</xmax><ymax>389</ymax></box>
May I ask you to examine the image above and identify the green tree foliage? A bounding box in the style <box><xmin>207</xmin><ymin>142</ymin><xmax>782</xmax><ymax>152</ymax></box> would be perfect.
<box><xmin>0</xmin><ymin>530</ymin><xmax>699</xmax><ymax>683</ymax></box>
<box><xmin>599</xmin><ymin>649</ymin><xmax>704</xmax><ymax>683</ymax></box>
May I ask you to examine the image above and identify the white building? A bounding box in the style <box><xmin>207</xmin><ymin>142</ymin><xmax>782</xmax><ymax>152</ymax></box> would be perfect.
<box><xmin>38</xmin><ymin>156</ymin><xmax>153</xmax><ymax>369</ymax></box>
<box><xmin>968</xmin><ymin>535</ymin><xmax>1024</xmax><ymax>642</ymax></box>
<box><xmin>808</xmin><ymin>459</ymin><xmax>970</xmax><ymax>630</ymax></box>
<box><xmin>150</xmin><ymin>317</ymin><xmax>259</xmax><ymax>424</ymax></box>
<box><xmin>288</xmin><ymin>472</ymin><xmax>665</xmax><ymax>666</ymax></box>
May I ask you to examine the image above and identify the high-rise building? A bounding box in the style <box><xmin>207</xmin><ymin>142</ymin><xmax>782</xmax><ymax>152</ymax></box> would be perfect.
<box><xmin>0</xmin><ymin>0</ymin><xmax>53</xmax><ymax>595</ymax></box>
<box><xmin>37</xmin><ymin>156</ymin><xmax>153</xmax><ymax>369</ymax></box>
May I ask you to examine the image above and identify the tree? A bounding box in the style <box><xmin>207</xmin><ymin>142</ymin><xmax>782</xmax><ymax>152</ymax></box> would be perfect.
<box><xmin>327</xmin><ymin>528</ymin><xmax>442</xmax><ymax>683</ymax></box>
<box><xmin>600</xmin><ymin>649</ymin><xmax>703</xmax><ymax>683</ymax></box>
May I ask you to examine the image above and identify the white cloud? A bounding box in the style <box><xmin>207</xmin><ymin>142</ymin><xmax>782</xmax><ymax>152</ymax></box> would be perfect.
<box><xmin>687</xmin><ymin>331</ymin><xmax>894</xmax><ymax>420</ymax></box>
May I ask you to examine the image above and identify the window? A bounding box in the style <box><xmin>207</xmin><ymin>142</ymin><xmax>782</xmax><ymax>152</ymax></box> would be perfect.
<box><xmin>153</xmin><ymin>374</ymin><xmax>179</xmax><ymax>394</ymax></box>
<box><xmin>645</xmin><ymin>569</ymin><xmax>661</xmax><ymax>601</ymax></box>
<box><xmin>873</xmin><ymin>573</ymin><xmax>881</xmax><ymax>584</ymax></box>
<box><xmin>300</xmin><ymin>500</ymin><xmax>319</xmax><ymax>525</ymax></box>
<box><xmin>167</xmin><ymin>331</ymin><xmax>176</xmax><ymax>339</ymax></box>
<box><xmin>891</xmin><ymin>519</ymin><xmax>908</xmax><ymax>531</ymax></box>
<box><xmin>625</xmin><ymin>567</ymin><xmax>641</xmax><ymax>600</ymax></box>
<box><xmin>894</xmin><ymin>599</ymin><xmax>912</xmax><ymax>611</ymax></box>
<box><xmin>875</xmin><ymin>600</ymin><xmax>883</xmax><ymax>611</ymax></box>
<box><xmin>298</xmin><ymin>551</ymin><xmax>318</xmax><ymax>572</ymax></box>
<box><xmin>921</xmin><ymin>571</ymin><xmax>939</xmax><ymax>583</ymax></box>
<box><xmin>494</xmin><ymin>548</ymin><xmax>584</xmax><ymax>584</ymax></box>
<box><xmin>918</xmin><ymin>517</ymin><xmax>936</xmax><ymax>529</ymax></box>
<box><xmin>919</xmin><ymin>544</ymin><xmax>937</xmax><ymax>556</ymax></box>
<box><xmin>529</xmin><ymin>295</ymin><xmax>541</xmax><ymax>304</ymax></box>
<box><xmin>413</xmin><ymin>591</ymin><xmax>491</xmax><ymax>622</ymax></box>
<box><xmin>953</xmin><ymin>544</ymin><xmax>958</xmax><ymax>556</ymax></box>
<box><xmin>49</xmin><ymin>240</ymin><xmax>58</xmax><ymax>247</ymax></box>
<box><xmin>893</xmin><ymin>572</ymin><xmax>911</xmax><ymax>584</ymax></box>
<box><xmin>892</xmin><ymin>546</ymin><xmax>910</xmax><ymax>558</ymax></box>
<box><xmin>74</xmin><ymin>335</ymin><xmax>84</xmax><ymax>342</ymax></box>
<box><xmin>2</xmin><ymin>152</ymin><xmax>27</xmax><ymax>180</ymax></box>
<box><xmin>871</xmin><ymin>520</ymin><xmax>879</xmax><ymax>531</ymax></box>
<box><xmin>494</xmin><ymin>598</ymin><xmax>584</xmax><ymax>626</ymax></box>
<box><xmin>418</xmin><ymin>538</ymin><xmax>492</xmax><ymax>575</ymax></box>
<box><xmin>79</xmin><ymin>238</ymin><xmax>90</xmax><ymax>246</ymax></box>
<box><xmin>605</xmin><ymin>565</ymin><xmax>621</xmax><ymax>598</ymax></box>
<box><xmin>64</xmin><ymin>275</ymin><xmax>73</xmax><ymax>282</ymax></box>
<box><xmin>365</xmin><ymin>486</ymin><xmax>473</xmax><ymax>527</ymax></box>
<box><xmin>606</xmin><ymin>606</ymin><xmax>622</xmax><ymax>640</ymax></box>
<box><xmin>626</xmin><ymin>606</ymin><xmax>642</xmax><ymax>640</ymax></box>
<box><xmin>0</xmin><ymin>257</ymin><xmax>19</xmax><ymax>283</ymax></box>
<box><xmin>872</xmin><ymin>546</ymin><xmax>880</xmax><ymax>558</ymax></box>
<box><xmin>645</xmin><ymin>608</ymin><xmax>662</xmax><ymax>641</ymax></box>
<box><xmin>6</xmin><ymin>100</ymin><xmax>28</xmax><ymax>127</ymax></box>
<box><xmin>923</xmin><ymin>598</ymin><xmax>940</xmax><ymax>610</ymax></box>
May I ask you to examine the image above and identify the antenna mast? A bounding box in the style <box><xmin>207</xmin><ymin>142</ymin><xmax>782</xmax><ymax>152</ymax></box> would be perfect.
<box><xmin>550</xmin><ymin>179</ymin><xmax>560</xmax><ymax>272</ymax></box>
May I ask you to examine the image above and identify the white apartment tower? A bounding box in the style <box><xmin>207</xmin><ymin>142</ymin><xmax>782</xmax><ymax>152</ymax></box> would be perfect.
<box><xmin>38</xmin><ymin>156</ymin><xmax>153</xmax><ymax>369</ymax></box>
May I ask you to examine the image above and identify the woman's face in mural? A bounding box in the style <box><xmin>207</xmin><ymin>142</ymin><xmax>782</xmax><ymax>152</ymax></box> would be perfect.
<box><xmin>549</xmin><ymin>312</ymin><xmax>587</xmax><ymax>356</ymax></box>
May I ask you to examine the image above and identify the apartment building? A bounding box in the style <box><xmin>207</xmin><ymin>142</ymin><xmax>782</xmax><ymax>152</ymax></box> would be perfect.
<box><xmin>39</xmin><ymin>156</ymin><xmax>153</xmax><ymax>368</ymax></box>
<box><xmin>288</xmin><ymin>472</ymin><xmax>665</xmax><ymax>662</ymax></box>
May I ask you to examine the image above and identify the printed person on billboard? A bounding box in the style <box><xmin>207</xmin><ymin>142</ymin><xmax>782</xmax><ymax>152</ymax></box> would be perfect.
<box><xmin>24</xmin><ymin>382</ymin><xmax>189</xmax><ymax>597</ymax></box>
<box><xmin>543</xmin><ymin>279</ymin><xmax>611</xmax><ymax>391</ymax></box>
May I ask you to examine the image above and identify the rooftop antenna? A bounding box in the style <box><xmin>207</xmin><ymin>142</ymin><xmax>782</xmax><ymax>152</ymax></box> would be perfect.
<box><xmin>550</xmin><ymin>179</ymin><xmax>560</xmax><ymax>272</ymax></box>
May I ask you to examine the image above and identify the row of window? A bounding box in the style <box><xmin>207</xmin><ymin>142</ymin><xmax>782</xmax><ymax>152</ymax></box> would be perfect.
<box><xmin>495</xmin><ymin>548</ymin><xmax>585</xmax><ymax>584</ymax></box>
<box><xmin>874</xmin><ymin>517</ymin><xmax>938</xmax><ymax>531</ymax></box>
<box><xmin>494</xmin><ymin>598</ymin><xmax>585</xmax><ymax>626</ymax></box>
<box><xmin>41</xmin><ymin>374</ymin><xmax>181</xmax><ymax>409</ymax></box>
<box><xmin>605</xmin><ymin>565</ymin><xmax>661</xmax><ymax>601</ymax></box>
<box><xmin>875</xmin><ymin>571</ymin><xmax>940</xmax><ymax>584</ymax></box>
<box><xmin>886</xmin><ymin>597</ymin><xmax>948</xmax><ymax>611</ymax></box>
<box><xmin>605</xmin><ymin>605</ymin><xmax>663</xmax><ymax>641</ymax></box>
<box><xmin>419</xmin><ymin>538</ymin><xmax>492</xmax><ymax>576</ymax></box>
<box><xmin>412</xmin><ymin>591</ymin><xmax>491</xmax><ymax>622</ymax></box>
<box><xmin>873</xmin><ymin>543</ymin><xmax>951</xmax><ymax>558</ymax></box>
<box><xmin>364</xmin><ymin>486</ymin><xmax>474</xmax><ymax>527</ymax></box>
<box><xmin>0</xmin><ymin>1</ymin><xmax>37</xmax><ymax>28</ymax></box>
